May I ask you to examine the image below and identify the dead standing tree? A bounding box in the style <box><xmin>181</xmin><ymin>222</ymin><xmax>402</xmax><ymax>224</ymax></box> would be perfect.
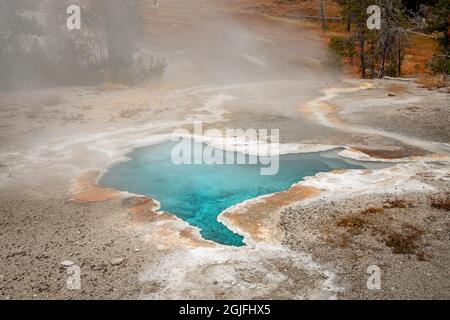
<box><xmin>100</xmin><ymin>0</ymin><xmax>135</xmax><ymax>81</ymax></box>
<box><xmin>341</xmin><ymin>0</ymin><xmax>373</xmax><ymax>78</ymax></box>
<box><xmin>393</xmin><ymin>28</ymin><xmax>409</xmax><ymax>76</ymax></box>
<box><xmin>320</xmin><ymin>0</ymin><xmax>327</xmax><ymax>30</ymax></box>
<box><xmin>377</xmin><ymin>0</ymin><xmax>409</xmax><ymax>77</ymax></box>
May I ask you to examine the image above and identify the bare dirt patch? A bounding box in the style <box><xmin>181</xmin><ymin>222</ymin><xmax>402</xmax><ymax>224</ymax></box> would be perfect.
<box><xmin>70</xmin><ymin>171</ymin><xmax>120</xmax><ymax>203</ymax></box>
<box><xmin>352</xmin><ymin>146</ymin><xmax>428</xmax><ymax>159</ymax></box>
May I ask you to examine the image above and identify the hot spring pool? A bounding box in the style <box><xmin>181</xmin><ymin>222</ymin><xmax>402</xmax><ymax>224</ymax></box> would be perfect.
<box><xmin>99</xmin><ymin>141</ymin><xmax>377</xmax><ymax>246</ymax></box>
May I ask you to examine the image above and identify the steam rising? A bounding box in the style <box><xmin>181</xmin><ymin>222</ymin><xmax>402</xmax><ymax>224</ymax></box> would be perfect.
<box><xmin>0</xmin><ymin>0</ymin><xmax>333</xmax><ymax>90</ymax></box>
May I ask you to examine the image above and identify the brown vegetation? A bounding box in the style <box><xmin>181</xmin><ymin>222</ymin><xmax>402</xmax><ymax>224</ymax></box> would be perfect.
<box><xmin>353</xmin><ymin>146</ymin><xmax>428</xmax><ymax>159</ymax></box>
<box><xmin>328</xmin><ymin>201</ymin><xmax>428</xmax><ymax>258</ymax></box>
<box><xmin>384</xmin><ymin>223</ymin><xmax>424</xmax><ymax>254</ymax></box>
<box><xmin>415</xmin><ymin>74</ymin><xmax>449</xmax><ymax>89</ymax></box>
<box><xmin>243</xmin><ymin>0</ymin><xmax>441</xmax><ymax>78</ymax></box>
<box><xmin>385</xmin><ymin>198</ymin><xmax>408</xmax><ymax>209</ymax></box>
<box><xmin>336</xmin><ymin>215</ymin><xmax>366</xmax><ymax>234</ymax></box>
<box><xmin>429</xmin><ymin>193</ymin><xmax>450</xmax><ymax>211</ymax></box>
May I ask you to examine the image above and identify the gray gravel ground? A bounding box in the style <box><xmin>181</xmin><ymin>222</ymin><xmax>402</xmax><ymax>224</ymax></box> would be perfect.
<box><xmin>280</xmin><ymin>187</ymin><xmax>450</xmax><ymax>299</ymax></box>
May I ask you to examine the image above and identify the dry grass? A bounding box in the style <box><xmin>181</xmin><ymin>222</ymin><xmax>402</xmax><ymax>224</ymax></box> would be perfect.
<box><xmin>415</xmin><ymin>250</ymin><xmax>428</xmax><ymax>261</ymax></box>
<box><xmin>335</xmin><ymin>233</ymin><xmax>352</xmax><ymax>248</ymax></box>
<box><xmin>335</xmin><ymin>207</ymin><xmax>383</xmax><ymax>235</ymax></box>
<box><xmin>384</xmin><ymin>223</ymin><xmax>424</xmax><ymax>254</ymax></box>
<box><xmin>385</xmin><ymin>198</ymin><xmax>408</xmax><ymax>209</ymax></box>
<box><xmin>402</xmin><ymin>34</ymin><xmax>437</xmax><ymax>76</ymax></box>
<box><xmin>334</xmin><ymin>207</ymin><xmax>384</xmax><ymax>238</ymax></box>
<box><xmin>242</xmin><ymin>0</ymin><xmax>439</xmax><ymax>78</ymax></box>
<box><xmin>336</xmin><ymin>216</ymin><xmax>367</xmax><ymax>235</ymax></box>
<box><xmin>329</xmin><ymin>202</ymin><xmax>427</xmax><ymax>258</ymax></box>
<box><xmin>429</xmin><ymin>193</ymin><xmax>450</xmax><ymax>211</ymax></box>
<box><xmin>415</xmin><ymin>74</ymin><xmax>449</xmax><ymax>90</ymax></box>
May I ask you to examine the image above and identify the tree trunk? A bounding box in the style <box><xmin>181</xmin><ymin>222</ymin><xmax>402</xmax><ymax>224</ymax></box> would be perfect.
<box><xmin>370</xmin><ymin>39</ymin><xmax>375</xmax><ymax>78</ymax></box>
<box><xmin>359</xmin><ymin>28</ymin><xmax>366</xmax><ymax>78</ymax></box>
<box><xmin>320</xmin><ymin>0</ymin><xmax>326</xmax><ymax>30</ymax></box>
<box><xmin>379</xmin><ymin>46</ymin><xmax>387</xmax><ymax>78</ymax></box>
<box><xmin>103</xmin><ymin>0</ymin><xmax>134</xmax><ymax>73</ymax></box>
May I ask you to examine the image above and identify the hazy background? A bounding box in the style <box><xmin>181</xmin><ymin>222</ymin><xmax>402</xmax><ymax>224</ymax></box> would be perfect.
<box><xmin>0</xmin><ymin>0</ymin><xmax>332</xmax><ymax>91</ymax></box>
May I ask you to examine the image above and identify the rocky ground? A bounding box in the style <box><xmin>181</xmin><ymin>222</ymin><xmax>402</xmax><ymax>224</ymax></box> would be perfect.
<box><xmin>280</xmin><ymin>190</ymin><xmax>450</xmax><ymax>299</ymax></box>
<box><xmin>333</xmin><ymin>80</ymin><xmax>450</xmax><ymax>143</ymax></box>
<box><xmin>0</xmin><ymin>188</ymin><xmax>155</xmax><ymax>299</ymax></box>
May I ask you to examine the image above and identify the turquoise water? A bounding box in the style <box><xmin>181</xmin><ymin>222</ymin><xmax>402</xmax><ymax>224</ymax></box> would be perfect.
<box><xmin>99</xmin><ymin>141</ymin><xmax>366</xmax><ymax>247</ymax></box>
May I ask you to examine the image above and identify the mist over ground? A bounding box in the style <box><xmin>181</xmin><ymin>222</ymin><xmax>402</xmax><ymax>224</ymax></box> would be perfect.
<box><xmin>0</xmin><ymin>0</ymin><xmax>334</xmax><ymax>91</ymax></box>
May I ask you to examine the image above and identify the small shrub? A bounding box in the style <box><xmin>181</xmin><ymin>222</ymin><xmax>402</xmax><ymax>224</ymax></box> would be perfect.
<box><xmin>336</xmin><ymin>233</ymin><xmax>352</xmax><ymax>248</ymax></box>
<box><xmin>336</xmin><ymin>216</ymin><xmax>366</xmax><ymax>234</ymax></box>
<box><xmin>416</xmin><ymin>250</ymin><xmax>428</xmax><ymax>261</ymax></box>
<box><xmin>385</xmin><ymin>232</ymin><xmax>416</xmax><ymax>254</ymax></box>
<box><xmin>130</xmin><ymin>51</ymin><xmax>167</xmax><ymax>85</ymax></box>
<box><xmin>384</xmin><ymin>223</ymin><xmax>424</xmax><ymax>254</ymax></box>
<box><xmin>429</xmin><ymin>193</ymin><xmax>450</xmax><ymax>211</ymax></box>
<box><xmin>104</xmin><ymin>51</ymin><xmax>167</xmax><ymax>85</ymax></box>
<box><xmin>325</xmin><ymin>36</ymin><xmax>356</xmax><ymax>71</ymax></box>
<box><xmin>385</xmin><ymin>199</ymin><xmax>408</xmax><ymax>209</ymax></box>
<box><xmin>427</xmin><ymin>54</ymin><xmax>450</xmax><ymax>75</ymax></box>
<box><xmin>415</xmin><ymin>74</ymin><xmax>448</xmax><ymax>89</ymax></box>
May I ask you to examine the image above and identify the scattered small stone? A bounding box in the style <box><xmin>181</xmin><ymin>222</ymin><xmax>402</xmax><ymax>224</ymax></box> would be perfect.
<box><xmin>388</xmin><ymin>92</ymin><xmax>396</xmax><ymax>97</ymax></box>
<box><xmin>61</xmin><ymin>260</ymin><xmax>74</xmax><ymax>267</ymax></box>
<box><xmin>110</xmin><ymin>257</ymin><xmax>125</xmax><ymax>266</ymax></box>
<box><xmin>36</xmin><ymin>252</ymin><xmax>50</xmax><ymax>260</ymax></box>
<box><xmin>9</xmin><ymin>249</ymin><xmax>27</xmax><ymax>257</ymax></box>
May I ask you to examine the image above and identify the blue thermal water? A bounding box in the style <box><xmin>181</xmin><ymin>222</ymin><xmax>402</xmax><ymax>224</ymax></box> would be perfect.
<box><xmin>99</xmin><ymin>141</ymin><xmax>366</xmax><ymax>247</ymax></box>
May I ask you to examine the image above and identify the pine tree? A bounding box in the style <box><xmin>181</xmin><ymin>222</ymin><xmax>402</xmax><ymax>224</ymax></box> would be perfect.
<box><xmin>339</xmin><ymin>0</ymin><xmax>409</xmax><ymax>78</ymax></box>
